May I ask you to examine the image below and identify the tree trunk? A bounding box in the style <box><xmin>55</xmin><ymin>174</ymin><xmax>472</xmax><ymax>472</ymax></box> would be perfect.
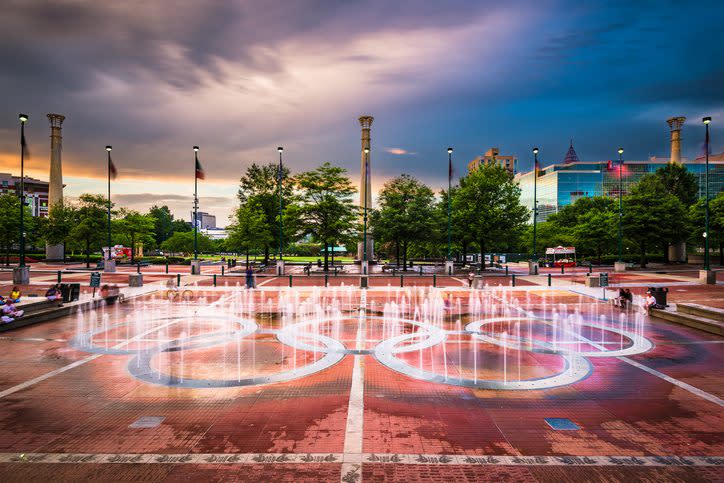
<box><xmin>402</xmin><ymin>240</ymin><xmax>407</xmax><ymax>271</ymax></box>
<box><xmin>324</xmin><ymin>243</ymin><xmax>329</xmax><ymax>271</ymax></box>
<box><xmin>85</xmin><ymin>239</ymin><xmax>90</xmax><ymax>268</ymax></box>
<box><xmin>719</xmin><ymin>241</ymin><xmax>723</xmax><ymax>266</ymax></box>
<box><xmin>462</xmin><ymin>241</ymin><xmax>468</xmax><ymax>264</ymax></box>
<box><xmin>130</xmin><ymin>234</ymin><xmax>135</xmax><ymax>264</ymax></box>
<box><xmin>396</xmin><ymin>240</ymin><xmax>400</xmax><ymax>267</ymax></box>
<box><xmin>662</xmin><ymin>242</ymin><xmax>669</xmax><ymax>263</ymax></box>
<box><xmin>246</xmin><ymin>248</ymin><xmax>249</xmax><ymax>269</ymax></box>
<box><xmin>479</xmin><ymin>238</ymin><xmax>486</xmax><ymax>271</ymax></box>
<box><xmin>331</xmin><ymin>241</ymin><xmax>335</xmax><ymax>267</ymax></box>
<box><xmin>597</xmin><ymin>246</ymin><xmax>602</xmax><ymax>266</ymax></box>
<box><xmin>639</xmin><ymin>242</ymin><xmax>647</xmax><ymax>268</ymax></box>
<box><xmin>264</xmin><ymin>245</ymin><xmax>269</xmax><ymax>265</ymax></box>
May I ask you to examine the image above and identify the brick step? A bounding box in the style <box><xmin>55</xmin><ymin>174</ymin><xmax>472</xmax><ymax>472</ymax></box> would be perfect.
<box><xmin>651</xmin><ymin>308</ymin><xmax>724</xmax><ymax>336</ymax></box>
<box><xmin>14</xmin><ymin>298</ymin><xmax>62</xmax><ymax>315</ymax></box>
<box><xmin>0</xmin><ymin>305</ymin><xmax>74</xmax><ymax>332</ymax></box>
<box><xmin>676</xmin><ymin>303</ymin><xmax>724</xmax><ymax>323</ymax></box>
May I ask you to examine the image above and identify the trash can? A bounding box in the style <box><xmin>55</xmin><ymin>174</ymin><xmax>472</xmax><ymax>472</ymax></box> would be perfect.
<box><xmin>648</xmin><ymin>287</ymin><xmax>668</xmax><ymax>307</ymax></box>
<box><xmin>59</xmin><ymin>283</ymin><xmax>71</xmax><ymax>302</ymax></box>
<box><xmin>69</xmin><ymin>283</ymin><xmax>81</xmax><ymax>302</ymax></box>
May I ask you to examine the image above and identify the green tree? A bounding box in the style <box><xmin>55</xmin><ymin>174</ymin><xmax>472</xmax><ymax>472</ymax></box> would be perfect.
<box><xmin>161</xmin><ymin>231</ymin><xmax>212</xmax><ymax>256</ymax></box>
<box><xmin>43</xmin><ymin>201</ymin><xmax>77</xmax><ymax>260</ymax></box>
<box><xmin>227</xmin><ymin>200</ymin><xmax>273</xmax><ymax>267</ymax></box>
<box><xmin>0</xmin><ymin>194</ymin><xmax>31</xmax><ymax>265</ymax></box>
<box><xmin>171</xmin><ymin>219</ymin><xmax>192</xmax><ymax>233</ymax></box>
<box><xmin>452</xmin><ymin>164</ymin><xmax>528</xmax><ymax>270</ymax></box>
<box><xmin>115</xmin><ymin>210</ymin><xmax>156</xmax><ymax>263</ymax></box>
<box><xmin>654</xmin><ymin>163</ymin><xmax>699</xmax><ymax>206</ymax></box>
<box><xmin>370</xmin><ymin>174</ymin><xmax>438</xmax><ymax>269</ymax></box>
<box><xmin>689</xmin><ymin>192</ymin><xmax>724</xmax><ymax>266</ymax></box>
<box><xmin>69</xmin><ymin>194</ymin><xmax>109</xmax><ymax>268</ymax></box>
<box><xmin>296</xmin><ymin>162</ymin><xmax>358</xmax><ymax>271</ymax></box>
<box><xmin>237</xmin><ymin>162</ymin><xmax>296</xmax><ymax>263</ymax></box>
<box><xmin>149</xmin><ymin>205</ymin><xmax>174</xmax><ymax>245</ymax></box>
<box><xmin>623</xmin><ymin>175</ymin><xmax>687</xmax><ymax>267</ymax></box>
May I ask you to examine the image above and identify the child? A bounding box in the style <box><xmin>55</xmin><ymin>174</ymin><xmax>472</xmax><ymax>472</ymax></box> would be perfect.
<box><xmin>9</xmin><ymin>286</ymin><xmax>21</xmax><ymax>303</ymax></box>
<box><xmin>1</xmin><ymin>302</ymin><xmax>23</xmax><ymax>323</ymax></box>
<box><xmin>45</xmin><ymin>285</ymin><xmax>60</xmax><ymax>302</ymax></box>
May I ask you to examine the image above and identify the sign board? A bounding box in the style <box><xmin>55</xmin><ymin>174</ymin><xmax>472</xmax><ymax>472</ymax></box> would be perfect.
<box><xmin>545</xmin><ymin>246</ymin><xmax>576</xmax><ymax>255</ymax></box>
<box><xmin>599</xmin><ymin>272</ymin><xmax>609</xmax><ymax>287</ymax></box>
<box><xmin>90</xmin><ymin>272</ymin><xmax>102</xmax><ymax>288</ymax></box>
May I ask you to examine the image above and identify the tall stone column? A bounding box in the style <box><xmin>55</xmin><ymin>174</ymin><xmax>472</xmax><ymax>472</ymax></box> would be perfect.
<box><xmin>46</xmin><ymin>113</ymin><xmax>65</xmax><ymax>260</ymax></box>
<box><xmin>357</xmin><ymin>115</ymin><xmax>374</xmax><ymax>262</ymax></box>
<box><xmin>667</xmin><ymin>116</ymin><xmax>686</xmax><ymax>164</ymax></box>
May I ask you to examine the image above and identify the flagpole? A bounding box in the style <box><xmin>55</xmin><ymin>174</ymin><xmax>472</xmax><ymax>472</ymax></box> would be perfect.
<box><xmin>446</xmin><ymin>147</ymin><xmax>453</xmax><ymax>262</ymax></box>
<box><xmin>106</xmin><ymin>146</ymin><xmax>112</xmax><ymax>261</ymax></box>
<box><xmin>193</xmin><ymin>146</ymin><xmax>199</xmax><ymax>260</ymax></box>
<box><xmin>617</xmin><ymin>148</ymin><xmax>624</xmax><ymax>262</ymax></box>
<box><xmin>277</xmin><ymin>146</ymin><xmax>283</xmax><ymax>261</ymax></box>
<box><xmin>532</xmin><ymin>147</ymin><xmax>539</xmax><ymax>260</ymax></box>
<box><xmin>18</xmin><ymin>114</ymin><xmax>28</xmax><ymax>268</ymax></box>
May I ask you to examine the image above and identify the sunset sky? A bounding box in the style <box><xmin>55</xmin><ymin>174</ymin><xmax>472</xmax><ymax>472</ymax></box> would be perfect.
<box><xmin>1</xmin><ymin>0</ymin><xmax>722</xmax><ymax>226</ymax></box>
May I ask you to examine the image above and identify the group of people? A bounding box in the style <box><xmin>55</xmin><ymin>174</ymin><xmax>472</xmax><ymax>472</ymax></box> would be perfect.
<box><xmin>613</xmin><ymin>288</ymin><xmax>633</xmax><ymax>309</ymax></box>
<box><xmin>0</xmin><ymin>286</ymin><xmax>24</xmax><ymax>323</ymax></box>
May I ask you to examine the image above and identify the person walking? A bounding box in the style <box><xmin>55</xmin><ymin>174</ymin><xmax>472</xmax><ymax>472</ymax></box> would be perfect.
<box><xmin>245</xmin><ymin>266</ymin><xmax>255</xmax><ymax>289</ymax></box>
<box><xmin>468</xmin><ymin>271</ymin><xmax>475</xmax><ymax>288</ymax></box>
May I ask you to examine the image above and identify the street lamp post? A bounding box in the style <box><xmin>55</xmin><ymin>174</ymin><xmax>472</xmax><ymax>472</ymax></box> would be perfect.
<box><xmin>703</xmin><ymin>117</ymin><xmax>711</xmax><ymax>272</ymax></box>
<box><xmin>18</xmin><ymin>114</ymin><xmax>28</xmax><ymax>269</ymax></box>
<box><xmin>193</xmin><ymin>146</ymin><xmax>199</xmax><ymax>261</ymax></box>
<box><xmin>617</xmin><ymin>147</ymin><xmax>624</xmax><ymax>262</ymax></box>
<box><xmin>363</xmin><ymin>147</ymin><xmax>370</xmax><ymax>274</ymax></box>
<box><xmin>532</xmin><ymin>147</ymin><xmax>539</xmax><ymax>260</ymax></box>
<box><xmin>447</xmin><ymin>147</ymin><xmax>453</xmax><ymax>264</ymax></box>
<box><xmin>277</xmin><ymin>146</ymin><xmax>283</xmax><ymax>260</ymax></box>
<box><xmin>106</xmin><ymin>146</ymin><xmax>113</xmax><ymax>264</ymax></box>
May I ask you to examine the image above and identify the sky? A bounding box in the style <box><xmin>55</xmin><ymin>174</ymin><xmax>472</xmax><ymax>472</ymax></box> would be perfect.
<box><xmin>1</xmin><ymin>0</ymin><xmax>723</xmax><ymax>227</ymax></box>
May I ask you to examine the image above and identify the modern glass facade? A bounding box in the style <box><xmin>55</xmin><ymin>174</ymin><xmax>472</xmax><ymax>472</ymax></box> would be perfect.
<box><xmin>516</xmin><ymin>157</ymin><xmax>724</xmax><ymax>223</ymax></box>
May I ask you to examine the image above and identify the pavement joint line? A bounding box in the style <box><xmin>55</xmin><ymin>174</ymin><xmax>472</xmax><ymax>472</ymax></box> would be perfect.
<box><xmin>341</xmin><ymin>290</ymin><xmax>366</xmax><ymax>482</ymax></box>
<box><xmin>0</xmin><ymin>453</ymin><xmax>719</xmax><ymax>467</ymax></box>
<box><xmin>0</xmin><ymin>292</ymin><xmax>237</xmax><ymax>399</ymax></box>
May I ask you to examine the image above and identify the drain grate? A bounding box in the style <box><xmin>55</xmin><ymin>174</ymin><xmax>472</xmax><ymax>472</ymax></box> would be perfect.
<box><xmin>129</xmin><ymin>416</ymin><xmax>165</xmax><ymax>429</ymax></box>
<box><xmin>544</xmin><ymin>418</ymin><xmax>580</xmax><ymax>430</ymax></box>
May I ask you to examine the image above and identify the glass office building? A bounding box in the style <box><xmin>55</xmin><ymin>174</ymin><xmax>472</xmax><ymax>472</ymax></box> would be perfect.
<box><xmin>515</xmin><ymin>145</ymin><xmax>724</xmax><ymax>223</ymax></box>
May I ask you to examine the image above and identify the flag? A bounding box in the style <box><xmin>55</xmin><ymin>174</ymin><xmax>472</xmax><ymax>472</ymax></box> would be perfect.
<box><xmin>109</xmin><ymin>153</ymin><xmax>118</xmax><ymax>180</ymax></box>
<box><xmin>195</xmin><ymin>154</ymin><xmax>205</xmax><ymax>180</ymax></box>
<box><xmin>21</xmin><ymin>130</ymin><xmax>30</xmax><ymax>159</ymax></box>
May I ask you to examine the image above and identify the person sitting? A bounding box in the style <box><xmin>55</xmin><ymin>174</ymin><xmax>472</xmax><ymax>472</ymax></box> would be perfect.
<box><xmin>0</xmin><ymin>295</ymin><xmax>6</xmax><ymax>306</ymax></box>
<box><xmin>45</xmin><ymin>284</ymin><xmax>60</xmax><ymax>302</ymax></box>
<box><xmin>623</xmin><ymin>288</ymin><xmax>633</xmax><ymax>309</ymax></box>
<box><xmin>644</xmin><ymin>291</ymin><xmax>661</xmax><ymax>314</ymax></box>
<box><xmin>9</xmin><ymin>286</ymin><xmax>21</xmax><ymax>303</ymax></box>
<box><xmin>1</xmin><ymin>302</ymin><xmax>24</xmax><ymax>323</ymax></box>
<box><xmin>614</xmin><ymin>288</ymin><xmax>626</xmax><ymax>308</ymax></box>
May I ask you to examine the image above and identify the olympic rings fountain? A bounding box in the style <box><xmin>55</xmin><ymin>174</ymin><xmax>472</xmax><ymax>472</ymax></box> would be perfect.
<box><xmin>70</xmin><ymin>285</ymin><xmax>653</xmax><ymax>391</ymax></box>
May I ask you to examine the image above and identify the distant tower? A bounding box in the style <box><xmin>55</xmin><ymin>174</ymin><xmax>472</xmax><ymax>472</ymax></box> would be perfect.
<box><xmin>667</xmin><ymin>116</ymin><xmax>686</xmax><ymax>164</ymax></box>
<box><xmin>46</xmin><ymin>113</ymin><xmax>65</xmax><ymax>260</ymax></box>
<box><xmin>358</xmin><ymin>115</ymin><xmax>374</xmax><ymax>261</ymax></box>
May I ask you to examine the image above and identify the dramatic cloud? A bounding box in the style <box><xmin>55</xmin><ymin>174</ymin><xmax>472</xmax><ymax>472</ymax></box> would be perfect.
<box><xmin>0</xmin><ymin>0</ymin><xmax>722</xmax><ymax>225</ymax></box>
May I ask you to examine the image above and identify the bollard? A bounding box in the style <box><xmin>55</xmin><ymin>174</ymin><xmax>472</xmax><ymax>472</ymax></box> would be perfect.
<box><xmin>419</xmin><ymin>266</ymin><xmax>423</xmax><ymax>276</ymax></box>
<box><xmin>392</xmin><ymin>268</ymin><xmax>396</xmax><ymax>277</ymax></box>
<box><xmin>137</xmin><ymin>263</ymin><xmax>141</xmax><ymax>274</ymax></box>
<box><xmin>561</xmin><ymin>265</ymin><xmax>564</xmax><ymax>274</ymax></box>
<box><xmin>221</xmin><ymin>265</ymin><xmax>225</xmax><ymax>276</ymax></box>
<box><xmin>588</xmin><ymin>264</ymin><xmax>592</xmax><ymax>274</ymax></box>
<box><xmin>325</xmin><ymin>274</ymin><xmax>329</xmax><ymax>287</ymax></box>
<box><xmin>177</xmin><ymin>273</ymin><xmax>181</xmax><ymax>287</ymax></box>
<box><xmin>57</xmin><ymin>270</ymin><xmax>62</xmax><ymax>283</ymax></box>
<box><xmin>400</xmin><ymin>275</ymin><xmax>404</xmax><ymax>287</ymax></box>
<box><xmin>512</xmin><ymin>274</ymin><xmax>516</xmax><ymax>287</ymax></box>
<box><xmin>505</xmin><ymin>266</ymin><xmax>508</xmax><ymax>276</ymax></box>
<box><xmin>165</xmin><ymin>261</ymin><xmax>169</xmax><ymax>274</ymax></box>
<box><xmin>548</xmin><ymin>273</ymin><xmax>552</xmax><ymax>286</ymax></box>
<box><xmin>213</xmin><ymin>274</ymin><xmax>217</xmax><ymax>286</ymax></box>
<box><xmin>433</xmin><ymin>274</ymin><xmax>437</xmax><ymax>287</ymax></box>
<box><xmin>289</xmin><ymin>275</ymin><xmax>293</xmax><ymax>287</ymax></box>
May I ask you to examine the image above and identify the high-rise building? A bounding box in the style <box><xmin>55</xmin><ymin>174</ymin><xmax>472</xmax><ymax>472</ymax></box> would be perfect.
<box><xmin>468</xmin><ymin>147</ymin><xmax>517</xmax><ymax>173</ymax></box>
<box><xmin>515</xmin><ymin>145</ymin><xmax>724</xmax><ymax>223</ymax></box>
<box><xmin>0</xmin><ymin>173</ymin><xmax>49</xmax><ymax>217</ymax></box>
<box><xmin>191</xmin><ymin>211</ymin><xmax>216</xmax><ymax>229</ymax></box>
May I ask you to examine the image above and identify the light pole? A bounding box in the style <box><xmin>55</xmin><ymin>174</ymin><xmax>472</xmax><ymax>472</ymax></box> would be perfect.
<box><xmin>447</xmin><ymin>147</ymin><xmax>453</xmax><ymax>263</ymax></box>
<box><xmin>277</xmin><ymin>146</ymin><xmax>284</xmax><ymax>261</ymax></box>
<box><xmin>363</xmin><ymin>147</ymin><xmax>370</xmax><ymax>273</ymax></box>
<box><xmin>532</xmin><ymin>147</ymin><xmax>539</xmax><ymax>260</ymax></box>
<box><xmin>17</xmin><ymin>114</ymin><xmax>29</xmax><ymax>269</ymax></box>
<box><xmin>106</xmin><ymin>146</ymin><xmax>112</xmax><ymax>262</ymax></box>
<box><xmin>617</xmin><ymin>147</ymin><xmax>624</xmax><ymax>262</ymax></box>
<box><xmin>193</xmin><ymin>146</ymin><xmax>199</xmax><ymax>261</ymax></box>
<box><xmin>703</xmin><ymin>116</ymin><xmax>711</xmax><ymax>271</ymax></box>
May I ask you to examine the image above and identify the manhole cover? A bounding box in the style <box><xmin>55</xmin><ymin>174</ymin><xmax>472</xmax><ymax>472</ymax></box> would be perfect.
<box><xmin>544</xmin><ymin>418</ymin><xmax>580</xmax><ymax>430</ymax></box>
<box><xmin>129</xmin><ymin>416</ymin><xmax>165</xmax><ymax>428</ymax></box>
